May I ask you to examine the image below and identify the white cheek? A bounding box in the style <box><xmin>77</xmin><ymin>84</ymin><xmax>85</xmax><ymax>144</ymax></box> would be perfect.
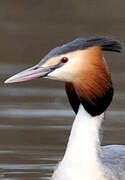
<box><xmin>47</xmin><ymin>55</ymin><xmax>83</xmax><ymax>82</ymax></box>
<box><xmin>47</xmin><ymin>62</ymin><xmax>75</xmax><ymax>82</ymax></box>
<box><xmin>47</xmin><ymin>68</ymin><xmax>71</xmax><ymax>82</ymax></box>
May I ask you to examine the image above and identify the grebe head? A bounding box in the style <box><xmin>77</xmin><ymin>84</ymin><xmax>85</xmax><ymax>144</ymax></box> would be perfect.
<box><xmin>5</xmin><ymin>37</ymin><xmax>122</xmax><ymax>116</ymax></box>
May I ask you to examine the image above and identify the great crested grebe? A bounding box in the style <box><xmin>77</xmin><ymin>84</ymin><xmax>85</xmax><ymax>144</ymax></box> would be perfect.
<box><xmin>5</xmin><ymin>37</ymin><xmax>125</xmax><ymax>180</ymax></box>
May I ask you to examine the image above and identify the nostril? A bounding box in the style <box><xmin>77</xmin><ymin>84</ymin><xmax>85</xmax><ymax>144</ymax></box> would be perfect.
<box><xmin>34</xmin><ymin>67</ymin><xmax>38</xmax><ymax>70</ymax></box>
<box><xmin>33</xmin><ymin>65</ymin><xmax>39</xmax><ymax>70</ymax></box>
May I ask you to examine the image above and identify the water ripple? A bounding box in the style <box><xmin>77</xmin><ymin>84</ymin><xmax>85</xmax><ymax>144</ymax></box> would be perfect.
<box><xmin>0</xmin><ymin>109</ymin><xmax>73</xmax><ymax>118</ymax></box>
<box><xmin>0</xmin><ymin>87</ymin><xmax>65</xmax><ymax>97</ymax></box>
<box><xmin>0</xmin><ymin>108</ymin><xmax>124</xmax><ymax>118</ymax></box>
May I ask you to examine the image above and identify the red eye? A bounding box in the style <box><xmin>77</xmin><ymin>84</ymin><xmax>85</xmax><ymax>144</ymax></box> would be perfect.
<box><xmin>61</xmin><ymin>57</ymin><xmax>69</xmax><ymax>63</ymax></box>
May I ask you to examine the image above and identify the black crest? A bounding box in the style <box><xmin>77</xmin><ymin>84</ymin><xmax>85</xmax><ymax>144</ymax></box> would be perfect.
<box><xmin>39</xmin><ymin>37</ymin><xmax>122</xmax><ymax>65</ymax></box>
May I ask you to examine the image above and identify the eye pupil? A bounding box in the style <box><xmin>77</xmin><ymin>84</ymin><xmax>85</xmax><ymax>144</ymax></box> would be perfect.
<box><xmin>61</xmin><ymin>57</ymin><xmax>68</xmax><ymax>63</ymax></box>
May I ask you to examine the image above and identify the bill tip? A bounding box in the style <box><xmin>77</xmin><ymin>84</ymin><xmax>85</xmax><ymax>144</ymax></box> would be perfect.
<box><xmin>4</xmin><ymin>78</ymin><xmax>12</xmax><ymax>84</ymax></box>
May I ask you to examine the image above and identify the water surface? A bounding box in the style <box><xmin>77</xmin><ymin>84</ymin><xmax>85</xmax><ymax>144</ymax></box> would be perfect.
<box><xmin>0</xmin><ymin>1</ymin><xmax>125</xmax><ymax>179</ymax></box>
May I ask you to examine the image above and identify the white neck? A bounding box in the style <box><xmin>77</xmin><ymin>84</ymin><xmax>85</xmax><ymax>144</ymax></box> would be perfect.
<box><xmin>52</xmin><ymin>104</ymin><xmax>105</xmax><ymax>180</ymax></box>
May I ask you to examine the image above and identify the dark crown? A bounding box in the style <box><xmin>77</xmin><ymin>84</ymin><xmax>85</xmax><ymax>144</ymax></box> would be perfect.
<box><xmin>40</xmin><ymin>37</ymin><xmax>122</xmax><ymax>65</ymax></box>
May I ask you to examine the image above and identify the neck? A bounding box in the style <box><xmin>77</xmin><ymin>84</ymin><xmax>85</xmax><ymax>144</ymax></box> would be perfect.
<box><xmin>55</xmin><ymin>105</ymin><xmax>105</xmax><ymax>180</ymax></box>
<box><xmin>63</xmin><ymin>104</ymin><xmax>104</xmax><ymax>160</ymax></box>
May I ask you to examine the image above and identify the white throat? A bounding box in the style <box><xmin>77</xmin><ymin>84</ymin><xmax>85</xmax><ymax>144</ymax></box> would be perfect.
<box><xmin>52</xmin><ymin>104</ymin><xmax>105</xmax><ymax>180</ymax></box>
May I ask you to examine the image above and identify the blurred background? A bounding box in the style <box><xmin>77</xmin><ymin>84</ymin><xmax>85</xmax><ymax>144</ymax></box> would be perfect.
<box><xmin>0</xmin><ymin>0</ymin><xmax>125</xmax><ymax>179</ymax></box>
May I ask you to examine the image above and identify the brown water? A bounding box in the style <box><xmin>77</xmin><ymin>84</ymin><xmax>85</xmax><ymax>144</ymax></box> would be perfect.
<box><xmin>0</xmin><ymin>0</ymin><xmax>125</xmax><ymax>179</ymax></box>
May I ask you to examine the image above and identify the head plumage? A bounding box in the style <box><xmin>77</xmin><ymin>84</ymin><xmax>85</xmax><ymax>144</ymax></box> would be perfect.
<box><xmin>39</xmin><ymin>37</ymin><xmax>122</xmax><ymax>65</ymax></box>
